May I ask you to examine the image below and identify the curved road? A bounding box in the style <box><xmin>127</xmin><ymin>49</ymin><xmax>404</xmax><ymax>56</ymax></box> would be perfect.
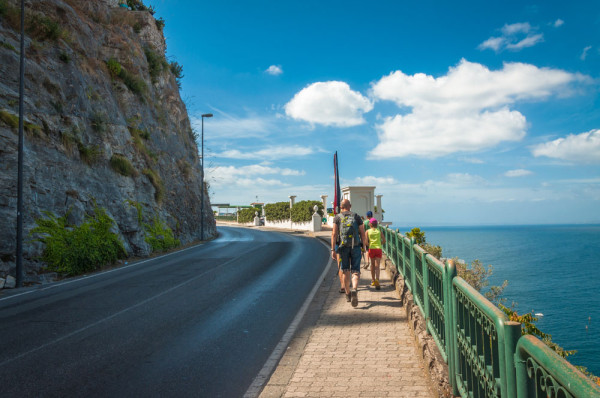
<box><xmin>0</xmin><ymin>226</ymin><xmax>329</xmax><ymax>397</ymax></box>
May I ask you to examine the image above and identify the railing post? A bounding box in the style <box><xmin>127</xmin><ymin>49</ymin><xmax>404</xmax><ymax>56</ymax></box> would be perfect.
<box><xmin>514</xmin><ymin>342</ymin><xmax>528</xmax><ymax>398</ymax></box>
<box><xmin>410</xmin><ymin>237</ymin><xmax>417</xmax><ymax>295</ymax></box>
<box><xmin>504</xmin><ymin>321</ymin><xmax>521</xmax><ymax>398</ymax></box>
<box><xmin>445</xmin><ymin>259</ymin><xmax>458</xmax><ymax>396</ymax></box>
<box><xmin>395</xmin><ymin>229</ymin><xmax>401</xmax><ymax>274</ymax></box>
<box><xmin>385</xmin><ymin>228</ymin><xmax>395</xmax><ymax>262</ymax></box>
<box><xmin>401</xmin><ymin>234</ymin><xmax>407</xmax><ymax>277</ymax></box>
<box><xmin>383</xmin><ymin>226</ymin><xmax>389</xmax><ymax>257</ymax></box>
<box><xmin>422</xmin><ymin>250</ymin><xmax>430</xmax><ymax>335</ymax></box>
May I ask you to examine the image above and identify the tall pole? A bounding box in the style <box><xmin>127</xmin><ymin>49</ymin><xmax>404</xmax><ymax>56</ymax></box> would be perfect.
<box><xmin>16</xmin><ymin>0</ymin><xmax>25</xmax><ymax>288</ymax></box>
<box><xmin>201</xmin><ymin>116</ymin><xmax>203</xmax><ymax>241</ymax></box>
<box><xmin>200</xmin><ymin>114</ymin><xmax>212</xmax><ymax>241</ymax></box>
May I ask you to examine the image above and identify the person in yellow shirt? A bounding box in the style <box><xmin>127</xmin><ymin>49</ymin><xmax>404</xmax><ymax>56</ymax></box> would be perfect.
<box><xmin>362</xmin><ymin>213</ymin><xmax>371</xmax><ymax>269</ymax></box>
<box><xmin>366</xmin><ymin>218</ymin><xmax>385</xmax><ymax>290</ymax></box>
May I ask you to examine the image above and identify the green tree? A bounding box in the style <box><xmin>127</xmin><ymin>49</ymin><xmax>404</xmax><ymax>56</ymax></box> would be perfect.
<box><xmin>454</xmin><ymin>259</ymin><xmax>508</xmax><ymax>305</ymax></box>
<box><xmin>405</xmin><ymin>227</ymin><xmax>426</xmax><ymax>245</ymax></box>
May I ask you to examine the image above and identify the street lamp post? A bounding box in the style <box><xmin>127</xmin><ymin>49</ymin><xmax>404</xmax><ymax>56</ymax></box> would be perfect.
<box><xmin>200</xmin><ymin>113</ymin><xmax>213</xmax><ymax>241</ymax></box>
<box><xmin>15</xmin><ymin>0</ymin><xmax>25</xmax><ymax>288</ymax></box>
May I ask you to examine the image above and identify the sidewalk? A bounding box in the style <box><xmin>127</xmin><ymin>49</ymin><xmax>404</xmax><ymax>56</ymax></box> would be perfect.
<box><xmin>257</xmin><ymin>230</ymin><xmax>435</xmax><ymax>398</ymax></box>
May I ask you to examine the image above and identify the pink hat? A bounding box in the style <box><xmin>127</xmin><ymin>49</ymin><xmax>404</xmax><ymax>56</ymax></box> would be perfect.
<box><xmin>370</xmin><ymin>218</ymin><xmax>377</xmax><ymax>226</ymax></box>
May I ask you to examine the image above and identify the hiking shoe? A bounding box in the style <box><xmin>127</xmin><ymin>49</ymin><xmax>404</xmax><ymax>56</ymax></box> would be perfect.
<box><xmin>346</xmin><ymin>293</ymin><xmax>351</xmax><ymax>302</ymax></box>
<box><xmin>351</xmin><ymin>289</ymin><xmax>358</xmax><ymax>307</ymax></box>
<box><xmin>374</xmin><ymin>280</ymin><xmax>381</xmax><ymax>290</ymax></box>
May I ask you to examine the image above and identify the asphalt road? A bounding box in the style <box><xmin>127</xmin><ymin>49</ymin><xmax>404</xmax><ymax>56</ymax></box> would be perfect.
<box><xmin>0</xmin><ymin>226</ymin><xmax>329</xmax><ymax>397</ymax></box>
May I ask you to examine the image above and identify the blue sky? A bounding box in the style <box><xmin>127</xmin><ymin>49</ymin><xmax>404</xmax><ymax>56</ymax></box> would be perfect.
<box><xmin>153</xmin><ymin>1</ymin><xmax>599</xmax><ymax>226</ymax></box>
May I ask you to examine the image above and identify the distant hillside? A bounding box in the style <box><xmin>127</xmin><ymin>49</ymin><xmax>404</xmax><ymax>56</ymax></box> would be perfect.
<box><xmin>0</xmin><ymin>0</ymin><xmax>215</xmax><ymax>281</ymax></box>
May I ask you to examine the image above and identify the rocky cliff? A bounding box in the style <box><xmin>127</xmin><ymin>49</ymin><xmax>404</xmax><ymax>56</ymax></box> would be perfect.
<box><xmin>0</xmin><ymin>0</ymin><xmax>216</xmax><ymax>282</ymax></box>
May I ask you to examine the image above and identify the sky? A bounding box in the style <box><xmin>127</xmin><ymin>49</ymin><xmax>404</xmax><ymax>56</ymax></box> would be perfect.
<box><xmin>153</xmin><ymin>1</ymin><xmax>599</xmax><ymax>226</ymax></box>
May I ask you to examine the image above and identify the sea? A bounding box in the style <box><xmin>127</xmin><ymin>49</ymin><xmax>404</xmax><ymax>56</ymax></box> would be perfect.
<box><xmin>388</xmin><ymin>224</ymin><xmax>600</xmax><ymax>376</ymax></box>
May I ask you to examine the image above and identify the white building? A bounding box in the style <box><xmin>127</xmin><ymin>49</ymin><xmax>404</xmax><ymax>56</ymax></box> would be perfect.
<box><xmin>321</xmin><ymin>187</ymin><xmax>387</xmax><ymax>226</ymax></box>
<box><xmin>341</xmin><ymin>186</ymin><xmax>384</xmax><ymax>222</ymax></box>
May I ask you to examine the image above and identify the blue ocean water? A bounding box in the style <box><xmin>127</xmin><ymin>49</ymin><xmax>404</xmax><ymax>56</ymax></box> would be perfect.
<box><xmin>390</xmin><ymin>224</ymin><xmax>600</xmax><ymax>376</ymax></box>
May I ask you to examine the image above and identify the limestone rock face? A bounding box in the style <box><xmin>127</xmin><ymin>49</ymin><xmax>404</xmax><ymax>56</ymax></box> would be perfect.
<box><xmin>0</xmin><ymin>0</ymin><xmax>216</xmax><ymax>280</ymax></box>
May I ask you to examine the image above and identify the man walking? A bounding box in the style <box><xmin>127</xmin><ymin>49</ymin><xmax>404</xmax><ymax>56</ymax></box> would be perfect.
<box><xmin>331</xmin><ymin>199</ymin><xmax>367</xmax><ymax>307</ymax></box>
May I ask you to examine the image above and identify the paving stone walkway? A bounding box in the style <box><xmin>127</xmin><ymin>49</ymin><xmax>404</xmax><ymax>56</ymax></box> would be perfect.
<box><xmin>258</xmin><ymin>244</ymin><xmax>435</xmax><ymax>398</ymax></box>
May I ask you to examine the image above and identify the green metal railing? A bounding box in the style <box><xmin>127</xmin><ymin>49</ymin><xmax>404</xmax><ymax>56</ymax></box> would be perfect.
<box><xmin>379</xmin><ymin>226</ymin><xmax>600</xmax><ymax>398</ymax></box>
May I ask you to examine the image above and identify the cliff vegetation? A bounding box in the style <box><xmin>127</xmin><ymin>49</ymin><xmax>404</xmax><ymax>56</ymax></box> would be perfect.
<box><xmin>0</xmin><ymin>0</ymin><xmax>216</xmax><ymax>282</ymax></box>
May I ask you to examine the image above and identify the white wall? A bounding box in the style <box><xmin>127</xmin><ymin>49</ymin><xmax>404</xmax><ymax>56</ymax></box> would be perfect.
<box><xmin>264</xmin><ymin>220</ymin><xmax>315</xmax><ymax>231</ymax></box>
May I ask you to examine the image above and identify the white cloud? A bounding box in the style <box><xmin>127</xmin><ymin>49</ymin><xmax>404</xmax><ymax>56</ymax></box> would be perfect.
<box><xmin>505</xmin><ymin>169</ymin><xmax>533</xmax><ymax>177</ymax></box>
<box><xmin>370</xmin><ymin>59</ymin><xmax>588</xmax><ymax>158</ymax></box>
<box><xmin>553</xmin><ymin>19</ymin><xmax>564</xmax><ymax>28</ymax></box>
<box><xmin>505</xmin><ymin>34</ymin><xmax>544</xmax><ymax>50</ymax></box>
<box><xmin>265</xmin><ymin>65</ymin><xmax>283</xmax><ymax>75</ymax></box>
<box><xmin>191</xmin><ymin>113</ymin><xmax>273</xmax><ymax>139</ymax></box>
<box><xmin>501</xmin><ymin>22</ymin><xmax>531</xmax><ymax>35</ymax></box>
<box><xmin>531</xmin><ymin>129</ymin><xmax>600</xmax><ymax>164</ymax></box>
<box><xmin>216</xmin><ymin>145</ymin><xmax>314</xmax><ymax>160</ymax></box>
<box><xmin>206</xmin><ymin>163</ymin><xmax>306</xmax><ymax>188</ymax></box>
<box><xmin>351</xmin><ymin>176</ymin><xmax>399</xmax><ymax>186</ymax></box>
<box><xmin>552</xmin><ymin>178</ymin><xmax>600</xmax><ymax>184</ymax></box>
<box><xmin>284</xmin><ymin>81</ymin><xmax>373</xmax><ymax>127</ymax></box>
<box><xmin>459</xmin><ymin>157</ymin><xmax>485</xmax><ymax>164</ymax></box>
<box><xmin>446</xmin><ymin>173</ymin><xmax>487</xmax><ymax>185</ymax></box>
<box><xmin>478</xmin><ymin>37</ymin><xmax>506</xmax><ymax>52</ymax></box>
<box><xmin>581</xmin><ymin>46</ymin><xmax>592</xmax><ymax>61</ymax></box>
<box><xmin>373</xmin><ymin>109</ymin><xmax>526</xmax><ymax>158</ymax></box>
<box><xmin>479</xmin><ymin>22</ymin><xmax>543</xmax><ymax>52</ymax></box>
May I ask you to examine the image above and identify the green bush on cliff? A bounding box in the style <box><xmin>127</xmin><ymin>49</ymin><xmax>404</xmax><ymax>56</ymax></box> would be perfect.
<box><xmin>290</xmin><ymin>200</ymin><xmax>323</xmax><ymax>223</ymax></box>
<box><xmin>155</xmin><ymin>17</ymin><xmax>165</xmax><ymax>31</ymax></box>
<box><xmin>144</xmin><ymin>47</ymin><xmax>168</xmax><ymax>83</ymax></box>
<box><xmin>170</xmin><ymin>61</ymin><xmax>184</xmax><ymax>88</ymax></box>
<box><xmin>106</xmin><ymin>58</ymin><xmax>146</xmax><ymax>96</ymax></box>
<box><xmin>110</xmin><ymin>154</ymin><xmax>137</xmax><ymax>177</ymax></box>
<box><xmin>144</xmin><ymin>215</ymin><xmax>180</xmax><ymax>252</ymax></box>
<box><xmin>127</xmin><ymin>0</ymin><xmax>155</xmax><ymax>14</ymax></box>
<box><xmin>170</xmin><ymin>61</ymin><xmax>184</xmax><ymax>79</ymax></box>
<box><xmin>0</xmin><ymin>110</ymin><xmax>41</xmax><ymax>134</ymax></box>
<box><xmin>143</xmin><ymin>168</ymin><xmax>164</xmax><ymax>203</ymax></box>
<box><xmin>0</xmin><ymin>109</ymin><xmax>18</xmax><ymax>128</ymax></box>
<box><xmin>31</xmin><ymin>206</ymin><xmax>126</xmax><ymax>275</ymax></box>
<box><xmin>124</xmin><ymin>201</ymin><xmax>180</xmax><ymax>253</ymax></box>
<box><xmin>107</xmin><ymin>58</ymin><xmax>122</xmax><ymax>78</ymax></box>
<box><xmin>78</xmin><ymin>143</ymin><xmax>101</xmax><ymax>165</ymax></box>
<box><xmin>0</xmin><ymin>2</ymin><xmax>63</xmax><ymax>41</ymax></box>
<box><xmin>120</xmin><ymin>68</ymin><xmax>146</xmax><ymax>96</ymax></box>
<box><xmin>27</xmin><ymin>13</ymin><xmax>64</xmax><ymax>41</ymax></box>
